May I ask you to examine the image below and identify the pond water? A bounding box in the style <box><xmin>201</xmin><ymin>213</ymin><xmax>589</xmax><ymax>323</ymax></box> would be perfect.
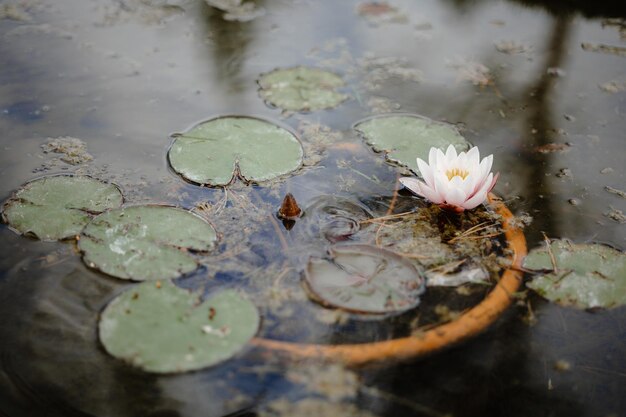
<box><xmin>1</xmin><ymin>0</ymin><xmax>625</xmax><ymax>416</ymax></box>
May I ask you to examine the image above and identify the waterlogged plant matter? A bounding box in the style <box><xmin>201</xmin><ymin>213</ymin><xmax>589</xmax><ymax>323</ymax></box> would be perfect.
<box><xmin>1</xmin><ymin>175</ymin><xmax>123</xmax><ymax>241</ymax></box>
<box><xmin>168</xmin><ymin>116</ymin><xmax>303</xmax><ymax>186</ymax></box>
<box><xmin>304</xmin><ymin>244</ymin><xmax>426</xmax><ymax>314</ymax></box>
<box><xmin>99</xmin><ymin>281</ymin><xmax>259</xmax><ymax>373</ymax></box>
<box><xmin>524</xmin><ymin>239</ymin><xmax>626</xmax><ymax>309</ymax></box>
<box><xmin>79</xmin><ymin>205</ymin><xmax>217</xmax><ymax>280</ymax></box>
<box><xmin>258</xmin><ymin>67</ymin><xmax>348</xmax><ymax>112</ymax></box>
<box><xmin>399</xmin><ymin>145</ymin><xmax>498</xmax><ymax>212</ymax></box>
<box><xmin>354</xmin><ymin>114</ymin><xmax>470</xmax><ymax>173</ymax></box>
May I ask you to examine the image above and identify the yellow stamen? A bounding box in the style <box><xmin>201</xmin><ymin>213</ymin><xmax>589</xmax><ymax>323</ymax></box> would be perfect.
<box><xmin>446</xmin><ymin>168</ymin><xmax>469</xmax><ymax>180</ymax></box>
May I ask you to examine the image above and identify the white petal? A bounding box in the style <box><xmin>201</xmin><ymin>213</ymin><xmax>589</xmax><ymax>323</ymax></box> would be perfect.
<box><xmin>434</xmin><ymin>147</ymin><xmax>446</xmax><ymax>170</ymax></box>
<box><xmin>462</xmin><ymin>173</ymin><xmax>493</xmax><ymax>209</ymax></box>
<box><xmin>446</xmin><ymin>187</ymin><xmax>467</xmax><ymax>207</ymax></box>
<box><xmin>457</xmin><ymin>151</ymin><xmax>468</xmax><ymax>170</ymax></box>
<box><xmin>416</xmin><ymin>157</ymin><xmax>434</xmax><ymax>187</ymax></box>
<box><xmin>461</xmin><ymin>174</ymin><xmax>478</xmax><ymax>197</ymax></box>
<box><xmin>479</xmin><ymin>154</ymin><xmax>493</xmax><ymax>179</ymax></box>
<box><xmin>433</xmin><ymin>171</ymin><xmax>449</xmax><ymax>195</ymax></box>
<box><xmin>488</xmin><ymin>172</ymin><xmax>499</xmax><ymax>192</ymax></box>
<box><xmin>399</xmin><ymin>177</ymin><xmax>425</xmax><ymax>197</ymax></box>
<box><xmin>467</xmin><ymin>146</ymin><xmax>480</xmax><ymax>169</ymax></box>
<box><xmin>445</xmin><ymin>144</ymin><xmax>457</xmax><ymax>165</ymax></box>
<box><xmin>428</xmin><ymin>146</ymin><xmax>438</xmax><ymax>166</ymax></box>
<box><xmin>419</xmin><ymin>183</ymin><xmax>445</xmax><ymax>204</ymax></box>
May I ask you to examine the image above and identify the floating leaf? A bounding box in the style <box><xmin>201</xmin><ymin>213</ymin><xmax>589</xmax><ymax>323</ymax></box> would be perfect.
<box><xmin>258</xmin><ymin>66</ymin><xmax>348</xmax><ymax>112</ymax></box>
<box><xmin>304</xmin><ymin>244</ymin><xmax>426</xmax><ymax>314</ymax></box>
<box><xmin>1</xmin><ymin>175</ymin><xmax>123</xmax><ymax>241</ymax></box>
<box><xmin>99</xmin><ymin>281</ymin><xmax>259</xmax><ymax>373</ymax></box>
<box><xmin>79</xmin><ymin>205</ymin><xmax>217</xmax><ymax>281</ymax></box>
<box><xmin>354</xmin><ymin>114</ymin><xmax>470</xmax><ymax>174</ymax></box>
<box><xmin>524</xmin><ymin>240</ymin><xmax>626</xmax><ymax>309</ymax></box>
<box><xmin>168</xmin><ymin>116</ymin><xmax>303</xmax><ymax>186</ymax></box>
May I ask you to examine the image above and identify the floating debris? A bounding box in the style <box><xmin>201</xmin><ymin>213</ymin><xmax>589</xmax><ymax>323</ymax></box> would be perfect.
<box><xmin>0</xmin><ymin>3</ymin><xmax>32</xmax><ymax>21</ymax></box>
<box><xmin>568</xmin><ymin>198</ymin><xmax>581</xmax><ymax>206</ymax></box>
<box><xmin>604</xmin><ymin>207</ymin><xmax>626</xmax><ymax>224</ymax></box>
<box><xmin>546</xmin><ymin>67</ymin><xmax>566</xmax><ymax>77</ymax></box>
<box><xmin>602</xmin><ymin>18</ymin><xmax>626</xmax><ymax>39</ymax></box>
<box><xmin>534</xmin><ymin>142</ymin><xmax>571</xmax><ymax>153</ymax></box>
<box><xmin>556</xmin><ymin>168</ymin><xmax>572</xmax><ymax>179</ymax></box>
<box><xmin>449</xmin><ymin>59</ymin><xmax>493</xmax><ymax>86</ymax></box>
<box><xmin>356</xmin><ymin>2</ymin><xmax>409</xmax><ymax>25</ymax></box>
<box><xmin>494</xmin><ymin>40</ymin><xmax>532</xmax><ymax>54</ymax></box>
<box><xmin>204</xmin><ymin>0</ymin><xmax>265</xmax><ymax>22</ymax></box>
<box><xmin>286</xmin><ymin>364</ymin><xmax>359</xmax><ymax>401</ymax></box>
<box><xmin>600</xmin><ymin>167</ymin><xmax>614</xmax><ymax>174</ymax></box>
<box><xmin>358</xmin><ymin>54</ymin><xmax>423</xmax><ymax>91</ymax></box>
<box><xmin>605</xmin><ymin>186</ymin><xmax>626</xmax><ymax>199</ymax></box>
<box><xmin>599</xmin><ymin>81</ymin><xmax>626</xmax><ymax>93</ymax></box>
<box><xmin>426</xmin><ymin>264</ymin><xmax>490</xmax><ymax>287</ymax></box>
<box><xmin>581</xmin><ymin>42</ymin><xmax>626</xmax><ymax>57</ymax></box>
<box><xmin>41</xmin><ymin>136</ymin><xmax>93</xmax><ymax>165</ymax></box>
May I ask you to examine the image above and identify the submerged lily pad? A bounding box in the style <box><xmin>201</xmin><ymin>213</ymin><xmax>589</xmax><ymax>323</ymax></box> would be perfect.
<box><xmin>168</xmin><ymin>116</ymin><xmax>303</xmax><ymax>186</ymax></box>
<box><xmin>524</xmin><ymin>240</ymin><xmax>626</xmax><ymax>309</ymax></box>
<box><xmin>258</xmin><ymin>67</ymin><xmax>348</xmax><ymax>112</ymax></box>
<box><xmin>79</xmin><ymin>205</ymin><xmax>217</xmax><ymax>281</ymax></box>
<box><xmin>354</xmin><ymin>114</ymin><xmax>470</xmax><ymax>173</ymax></box>
<box><xmin>1</xmin><ymin>175</ymin><xmax>123</xmax><ymax>241</ymax></box>
<box><xmin>99</xmin><ymin>281</ymin><xmax>259</xmax><ymax>373</ymax></box>
<box><xmin>304</xmin><ymin>244</ymin><xmax>426</xmax><ymax>314</ymax></box>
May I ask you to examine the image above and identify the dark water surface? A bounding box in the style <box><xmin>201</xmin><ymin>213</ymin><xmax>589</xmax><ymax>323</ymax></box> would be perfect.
<box><xmin>1</xmin><ymin>0</ymin><xmax>625</xmax><ymax>416</ymax></box>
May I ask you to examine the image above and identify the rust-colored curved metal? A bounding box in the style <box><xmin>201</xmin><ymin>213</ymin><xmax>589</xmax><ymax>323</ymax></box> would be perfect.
<box><xmin>251</xmin><ymin>194</ymin><xmax>527</xmax><ymax>366</ymax></box>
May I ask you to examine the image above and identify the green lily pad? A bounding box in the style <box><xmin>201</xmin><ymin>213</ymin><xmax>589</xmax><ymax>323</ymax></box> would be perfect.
<box><xmin>79</xmin><ymin>205</ymin><xmax>217</xmax><ymax>281</ymax></box>
<box><xmin>168</xmin><ymin>116</ymin><xmax>303</xmax><ymax>186</ymax></box>
<box><xmin>353</xmin><ymin>114</ymin><xmax>470</xmax><ymax>173</ymax></box>
<box><xmin>1</xmin><ymin>175</ymin><xmax>123</xmax><ymax>241</ymax></box>
<box><xmin>99</xmin><ymin>281</ymin><xmax>259</xmax><ymax>373</ymax></box>
<box><xmin>524</xmin><ymin>240</ymin><xmax>626</xmax><ymax>309</ymax></box>
<box><xmin>258</xmin><ymin>66</ymin><xmax>348</xmax><ymax>112</ymax></box>
<box><xmin>304</xmin><ymin>244</ymin><xmax>426</xmax><ymax>314</ymax></box>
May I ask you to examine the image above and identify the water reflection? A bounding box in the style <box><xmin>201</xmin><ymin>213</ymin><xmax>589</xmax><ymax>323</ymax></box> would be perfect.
<box><xmin>0</xmin><ymin>0</ymin><xmax>625</xmax><ymax>416</ymax></box>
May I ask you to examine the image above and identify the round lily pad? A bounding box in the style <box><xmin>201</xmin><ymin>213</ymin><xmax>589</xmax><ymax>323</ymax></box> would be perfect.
<box><xmin>524</xmin><ymin>240</ymin><xmax>626</xmax><ymax>309</ymax></box>
<box><xmin>99</xmin><ymin>281</ymin><xmax>260</xmax><ymax>373</ymax></box>
<box><xmin>258</xmin><ymin>66</ymin><xmax>348</xmax><ymax>112</ymax></box>
<box><xmin>1</xmin><ymin>175</ymin><xmax>123</xmax><ymax>241</ymax></box>
<box><xmin>353</xmin><ymin>114</ymin><xmax>470</xmax><ymax>173</ymax></box>
<box><xmin>168</xmin><ymin>116</ymin><xmax>303</xmax><ymax>186</ymax></box>
<box><xmin>304</xmin><ymin>244</ymin><xmax>426</xmax><ymax>314</ymax></box>
<box><xmin>79</xmin><ymin>205</ymin><xmax>217</xmax><ymax>281</ymax></box>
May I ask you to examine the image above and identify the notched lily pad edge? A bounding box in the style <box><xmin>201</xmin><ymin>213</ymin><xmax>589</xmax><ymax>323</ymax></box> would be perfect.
<box><xmin>302</xmin><ymin>243</ymin><xmax>427</xmax><ymax>317</ymax></box>
<box><xmin>1</xmin><ymin>173</ymin><xmax>125</xmax><ymax>242</ymax></box>
<box><xmin>78</xmin><ymin>203</ymin><xmax>220</xmax><ymax>280</ymax></box>
<box><xmin>98</xmin><ymin>281</ymin><xmax>263</xmax><ymax>374</ymax></box>
<box><xmin>167</xmin><ymin>114</ymin><xmax>305</xmax><ymax>187</ymax></box>
<box><xmin>353</xmin><ymin>112</ymin><xmax>471</xmax><ymax>175</ymax></box>
<box><xmin>257</xmin><ymin>66</ymin><xmax>351</xmax><ymax>113</ymax></box>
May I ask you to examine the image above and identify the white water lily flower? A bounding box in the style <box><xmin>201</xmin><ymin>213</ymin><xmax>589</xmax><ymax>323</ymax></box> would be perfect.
<box><xmin>399</xmin><ymin>145</ymin><xmax>499</xmax><ymax>212</ymax></box>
